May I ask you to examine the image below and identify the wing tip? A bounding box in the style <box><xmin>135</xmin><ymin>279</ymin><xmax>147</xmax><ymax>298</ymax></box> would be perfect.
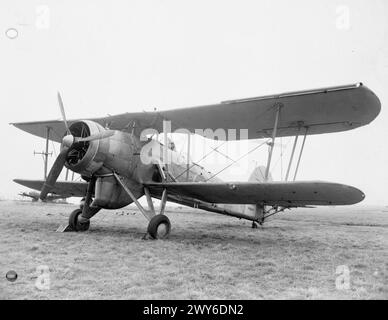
<box><xmin>358</xmin><ymin>83</ymin><xmax>382</xmax><ymax>117</ymax></box>
<box><xmin>332</xmin><ymin>184</ymin><xmax>365</xmax><ymax>206</ymax></box>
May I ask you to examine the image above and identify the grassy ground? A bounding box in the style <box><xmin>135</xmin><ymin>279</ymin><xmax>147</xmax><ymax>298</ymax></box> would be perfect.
<box><xmin>0</xmin><ymin>200</ymin><xmax>387</xmax><ymax>300</ymax></box>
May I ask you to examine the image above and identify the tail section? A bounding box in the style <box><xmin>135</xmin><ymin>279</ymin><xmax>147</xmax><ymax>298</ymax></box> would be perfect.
<box><xmin>243</xmin><ymin>165</ymin><xmax>272</xmax><ymax>222</ymax></box>
<box><xmin>215</xmin><ymin>165</ymin><xmax>272</xmax><ymax>223</ymax></box>
<box><xmin>248</xmin><ymin>165</ymin><xmax>273</xmax><ymax>183</ymax></box>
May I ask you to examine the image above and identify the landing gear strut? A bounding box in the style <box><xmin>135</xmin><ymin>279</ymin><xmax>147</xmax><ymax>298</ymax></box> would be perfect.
<box><xmin>113</xmin><ymin>172</ymin><xmax>171</xmax><ymax>239</ymax></box>
<box><xmin>59</xmin><ymin>177</ymin><xmax>100</xmax><ymax>233</ymax></box>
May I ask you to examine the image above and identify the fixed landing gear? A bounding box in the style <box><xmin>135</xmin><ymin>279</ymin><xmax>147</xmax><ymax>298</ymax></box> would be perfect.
<box><xmin>252</xmin><ymin>220</ymin><xmax>264</xmax><ymax>229</ymax></box>
<box><xmin>147</xmin><ymin>215</ymin><xmax>171</xmax><ymax>239</ymax></box>
<box><xmin>113</xmin><ymin>172</ymin><xmax>172</xmax><ymax>240</ymax></box>
<box><xmin>69</xmin><ymin>209</ymin><xmax>90</xmax><ymax>231</ymax></box>
<box><xmin>58</xmin><ymin>177</ymin><xmax>100</xmax><ymax>233</ymax></box>
<box><xmin>68</xmin><ymin>205</ymin><xmax>101</xmax><ymax>232</ymax></box>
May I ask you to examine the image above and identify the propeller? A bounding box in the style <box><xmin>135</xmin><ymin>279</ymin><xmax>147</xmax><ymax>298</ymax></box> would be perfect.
<box><xmin>39</xmin><ymin>93</ymin><xmax>114</xmax><ymax>200</ymax></box>
<box><xmin>40</xmin><ymin>144</ymin><xmax>72</xmax><ymax>200</ymax></box>
<box><xmin>74</xmin><ymin>130</ymin><xmax>115</xmax><ymax>143</ymax></box>
<box><xmin>57</xmin><ymin>92</ymin><xmax>71</xmax><ymax>135</ymax></box>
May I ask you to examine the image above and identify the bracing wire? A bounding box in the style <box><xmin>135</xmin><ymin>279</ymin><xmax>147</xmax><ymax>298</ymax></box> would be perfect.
<box><xmin>272</xmin><ymin>137</ymin><xmax>292</xmax><ymax>176</ymax></box>
<box><xmin>205</xmin><ymin>139</ymin><xmax>269</xmax><ymax>182</ymax></box>
<box><xmin>174</xmin><ymin>140</ymin><xmax>228</xmax><ymax>180</ymax></box>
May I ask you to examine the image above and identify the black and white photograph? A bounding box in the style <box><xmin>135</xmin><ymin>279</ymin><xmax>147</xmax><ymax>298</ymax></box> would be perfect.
<box><xmin>0</xmin><ymin>0</ymin><xmax>387</xmax><ymax>304</ymax></box>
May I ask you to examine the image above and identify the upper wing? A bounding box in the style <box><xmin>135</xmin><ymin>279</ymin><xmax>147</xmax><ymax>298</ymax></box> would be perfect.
<box><xmin>11</xmin><ymin>83</ymin><xmax>380</xmax><ymax>142</ymax></box>
<box><xmin>14</xmin><ymin>179</ymin><xmax>87</xmax><ymax>197</ymax></box>
<box><xmin>145</xmin><ymin>181</ymin><xmax>365</xmax><ymax>206</ymax></box>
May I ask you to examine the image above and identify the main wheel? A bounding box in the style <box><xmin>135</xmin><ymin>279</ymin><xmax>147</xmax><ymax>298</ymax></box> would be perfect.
<box><xmin>69</xmin><ymin>209</ymin><xmax>90</xmax><ymax>232</ymax></box>
<box><xmin>147</xmin><ymin>215</ymin><xmax>171</xmax><ymax>239</ymax></box>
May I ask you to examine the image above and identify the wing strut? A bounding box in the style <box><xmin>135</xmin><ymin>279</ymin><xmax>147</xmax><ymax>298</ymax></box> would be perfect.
<box><xmin>33</xmin><ymin>127</ymin><xmax>52</xmax><ymax>181</ymax></box>
<box><xmin>265</xmin><ymin>103</ymin><xmax>282</xmax><ymax>181</ymax></box>
<box><xmin>186</xmin><ymin>132</ymin><xmax>191</xmax><ymax>182</ymax></box>
<box><xmin>285</xmin><ymin>131</ymin><xmax>299</xmax><ymax>181</ymax></box>
<box><xmin>293</xmin><ymin>127</ymin><xmax>308</xmax><ymax>181</ymax></box>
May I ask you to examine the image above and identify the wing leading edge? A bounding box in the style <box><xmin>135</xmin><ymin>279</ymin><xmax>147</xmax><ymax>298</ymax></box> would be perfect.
<box><xmin>11</xmin><ymin>83</ymin><xmax>381</xmax><ymax>142</ymax></box>
<box><xmin>13</xmin><ymin>179</ymin><xmax>87</xmax><ymax>198</ymax></box>
<box><xmin>145</xmin><ymin>181</ymin><xmax>365</xmax><ymax>207</ymax></box>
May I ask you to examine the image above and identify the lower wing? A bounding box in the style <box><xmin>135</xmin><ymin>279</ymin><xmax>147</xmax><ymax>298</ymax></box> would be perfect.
<box><xmin>14</xmin><ymin>179</ymin><xmax>87</xmax><ymax>198</ymax></box>
<box><xmin>14</xmin><ymin>179</ymin><xmax>365</xmax><ymax>207</ymax></box>
<box><xmin>145</xmin><ymin>181</ymin><xmax>365</xmax><ymax>207</ymax></box>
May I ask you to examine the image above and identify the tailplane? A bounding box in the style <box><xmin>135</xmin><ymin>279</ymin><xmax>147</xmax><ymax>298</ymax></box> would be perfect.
<box><xmin>243</xmin><ymin>165</ymin><xmax>273</xmax><ymax>222</ymax></box>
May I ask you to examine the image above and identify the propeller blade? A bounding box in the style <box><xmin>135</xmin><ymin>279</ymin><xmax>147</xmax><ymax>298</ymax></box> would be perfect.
<box><xmin>57</xmin><ymin>92</ymin><xmax>71</xmax><ymax>135</ymax></box>
<box><xmin>75</xmin><ymin>130</ymin><xmax>115</xmax><ymax>143</ymax></box>
<box><xmin>40</xmin><ymin>146</ymin><xmax>70</xmax><ymax>200</ymax></box>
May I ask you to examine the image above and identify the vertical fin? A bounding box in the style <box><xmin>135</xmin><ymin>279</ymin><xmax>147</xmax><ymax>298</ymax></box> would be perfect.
<box><xmin>248</xmin><ymin>165</ymin><xmax>273</xmax><ymax>183</ymax></box>
<box><xmin>244</xmin><ymin>165</ymin><xmax>272</xmax><ymax>222</ymax></box>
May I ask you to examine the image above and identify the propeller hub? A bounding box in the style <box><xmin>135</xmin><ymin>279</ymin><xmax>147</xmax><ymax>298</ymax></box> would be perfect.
<box><xmin>62</xmin><ymin>135</ymin><xmax>74</xmax><ymax>148</ymax></box>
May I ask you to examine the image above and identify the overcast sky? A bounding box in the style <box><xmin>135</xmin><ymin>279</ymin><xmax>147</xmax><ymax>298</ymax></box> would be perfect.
<box><xmin>0</xmin><ymin>0</ymin><xmax>387</xmax><ymax>205</ymax></box>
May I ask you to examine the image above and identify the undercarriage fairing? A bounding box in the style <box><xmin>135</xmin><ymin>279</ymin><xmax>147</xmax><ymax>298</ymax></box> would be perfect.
<box><xmin>93</xmin><ymin>175</ymin><xmax>144</xmax><ymax>209</ymax></box>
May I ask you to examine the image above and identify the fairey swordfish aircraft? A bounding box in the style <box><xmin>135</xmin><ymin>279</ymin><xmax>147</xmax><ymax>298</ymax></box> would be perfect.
<box><xmin>19</xmin><ymin>191</ymin><xmax>68</xmax><ymax>203</ymax></box>
<box><xmin>12</xmin><ymin>83</ymin><xmax>380</xmax><ymax>239</ymax></box>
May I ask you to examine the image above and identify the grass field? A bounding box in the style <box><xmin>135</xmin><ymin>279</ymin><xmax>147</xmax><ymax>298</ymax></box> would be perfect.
<box><xmin>0</xmin><ymin>200</ymin><xmax>387</xmax><ymax>300</ymax></box>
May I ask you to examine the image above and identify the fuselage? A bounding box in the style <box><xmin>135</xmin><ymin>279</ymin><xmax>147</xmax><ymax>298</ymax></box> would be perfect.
<box><xmin>63</xmin><ymin>120</ymin><xmax>261</xmax><ymax>221</ymax></box>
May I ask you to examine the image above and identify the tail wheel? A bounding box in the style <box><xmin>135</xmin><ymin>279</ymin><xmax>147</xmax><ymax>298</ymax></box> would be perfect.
<box><xmin>147</xmin><ymin>215</ymin><xmax>171</xmax><ymax>239</ymax></box>
<box><xmin>69</xmin><ymin>209</ymin><xmax>90</xmax><ymax>231</ymax></box>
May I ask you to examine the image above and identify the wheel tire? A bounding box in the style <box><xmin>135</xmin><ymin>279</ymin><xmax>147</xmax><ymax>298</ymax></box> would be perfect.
<box><xmin>147</xmin><ymin>215</ymin><xmax>171</xmax><ymax>240</ymax></box>
<box><xmin>69</xmin><ymin>209</ymin><xmax>90</xmax><ymax>232</ymax></box>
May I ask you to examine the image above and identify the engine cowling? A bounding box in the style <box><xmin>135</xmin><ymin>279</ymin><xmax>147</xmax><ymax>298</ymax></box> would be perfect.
<box><xmin>64</xmin><ymin>120</ymin><xmax>106</xmax><ymax>176</ymax></box>
<box><xmin>64</xmin><ymin>120</ymin><xmax>148</xmax><ymax>209</ymax></box>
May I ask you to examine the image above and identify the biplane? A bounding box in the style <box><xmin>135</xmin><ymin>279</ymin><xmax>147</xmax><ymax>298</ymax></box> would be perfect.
<box><xmin>19</xmin><ymin>191</ymin><xmax>68</xmax><ymax>203</ymax></box>
<box><xmin>12</xmin><ymin>83</ymin><xmax>380</xmax><ymax>239</ymax></box>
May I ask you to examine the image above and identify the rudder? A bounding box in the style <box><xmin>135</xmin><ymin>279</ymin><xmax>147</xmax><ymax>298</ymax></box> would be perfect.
<box><xmin>244</xmin><ymin>165</ymin><xmax>272</xmax><ymax>222</ymax></box>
